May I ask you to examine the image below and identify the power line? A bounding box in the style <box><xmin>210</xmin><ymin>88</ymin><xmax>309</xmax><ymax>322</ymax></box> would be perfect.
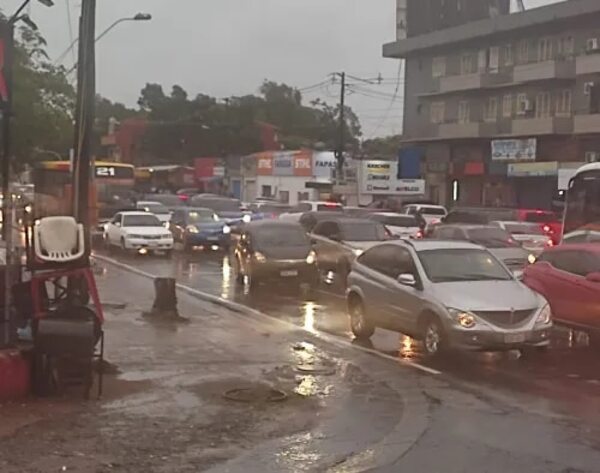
<box><xmin>364</xmin><ymin>59</ymin><xmax>404</xmax><ymax>139</ymax></box>
<box><xmin>65</xmin><ymin>0</ymin><xmax>76</xmax><ymax>64</ymax></box>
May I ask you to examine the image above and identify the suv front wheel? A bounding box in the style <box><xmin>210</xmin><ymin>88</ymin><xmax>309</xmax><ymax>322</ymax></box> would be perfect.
<box><xmin>421</xmin><ymin>315</ymin><xmax>447</xmax><ymax>357</ymax></box>
<box><xmin>349</xmin><ymin>297</ymin><xmax>374</xmax><ymax>340</ymax></box>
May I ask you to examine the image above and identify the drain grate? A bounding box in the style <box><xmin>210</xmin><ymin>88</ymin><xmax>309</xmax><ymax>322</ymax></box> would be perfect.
<box><xmin>223</xmin><ymin>387</ymin><xmax>288</xmax><ymax>403</ymax></box>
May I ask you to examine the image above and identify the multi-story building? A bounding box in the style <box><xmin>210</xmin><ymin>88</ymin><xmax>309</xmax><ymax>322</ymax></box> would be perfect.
<box><xmin>384</xmin><ymin>0</ymin><xmax>600</xmax><ymax>209</ymax></box>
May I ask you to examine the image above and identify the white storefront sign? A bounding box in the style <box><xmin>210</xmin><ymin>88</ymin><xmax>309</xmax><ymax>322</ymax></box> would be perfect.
<box><xmin>359</xmin><ymin>160</ymin><xmax>425</xmax><ymax>196</ymax></box>
<box><xmin>491</xmin><ymin>138</ymin><xmax>536</xmax><ymax>161</ymax></box>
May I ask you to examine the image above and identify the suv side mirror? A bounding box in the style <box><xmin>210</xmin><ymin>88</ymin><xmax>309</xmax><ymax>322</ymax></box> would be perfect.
<box><xmin>397</xmin><ymin>273</ymin><xmax>416</xmax><ymax>287</ymax></box>
<box><xmin>585</xmin><ymin>272</ymin><xmax>600</xmax><ymax>283</ymax></box>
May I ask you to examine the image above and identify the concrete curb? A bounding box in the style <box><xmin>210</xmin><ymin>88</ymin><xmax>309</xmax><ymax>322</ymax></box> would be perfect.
<box><xmin>94</xmin><ymin>253</ymin><xmax>433</xmax><ymax>471</ymax></box>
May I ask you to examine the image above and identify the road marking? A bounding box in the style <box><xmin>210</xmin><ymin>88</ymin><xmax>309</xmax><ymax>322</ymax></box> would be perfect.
<box><xmin>93</xmin><ymin>254</ymin><xmax>441</xmax><ymax>376</ymax></box>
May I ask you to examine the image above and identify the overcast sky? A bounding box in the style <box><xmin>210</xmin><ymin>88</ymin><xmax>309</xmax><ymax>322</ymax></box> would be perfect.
<box><xmin>5</xmin><ymin>0</ymin><xmax>563</xmax><ymax>138</ymax></box>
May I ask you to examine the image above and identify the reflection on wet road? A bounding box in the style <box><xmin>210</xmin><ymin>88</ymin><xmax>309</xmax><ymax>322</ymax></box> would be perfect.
<box><xmin>99</xmin><ymin>249</ymin><xmax>600</xmax><ymax>417</ymax></box>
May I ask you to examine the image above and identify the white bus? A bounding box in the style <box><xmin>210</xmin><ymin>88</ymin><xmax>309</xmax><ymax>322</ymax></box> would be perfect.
<box><xmin>562</xmin><ymin>163</ymin><xmax>600</xmax><ymax>243</ymax></box>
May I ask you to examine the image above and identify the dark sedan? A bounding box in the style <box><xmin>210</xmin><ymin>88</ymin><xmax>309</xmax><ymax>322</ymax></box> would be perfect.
<box><xmin>231</xmin><ymin>221</ymin><xmax>318</xmax><ymax>291</ymax></box>
<box><xmin>169</xmin><ymin>207</ymin><xmax>231</xmax><ymax>251</ymax></box>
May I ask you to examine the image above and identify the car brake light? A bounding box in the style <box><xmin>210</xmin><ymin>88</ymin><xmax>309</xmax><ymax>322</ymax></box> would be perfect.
<box><xmin>178</xmin><ymin>195</ymin><xmax>189</xmax><ymax>201</ymax></box>
<box><xmin>416</xmin><ymin>230</ymin><xmax>423</xmax><ymax>239</ymax></box>
<box><xmin>546</xmin><ymin>239</ymin><xmax>554</xmax><ymax>247</ymax></box>
<box><xmin>325</xmin><ymin>202</ymin><xmax>340</xmax><ymax>208</ymax></box>
<box><xmin>542</xmin><ymin>225</ymin><xmax>551</xmax><ymax>233</ymax></box>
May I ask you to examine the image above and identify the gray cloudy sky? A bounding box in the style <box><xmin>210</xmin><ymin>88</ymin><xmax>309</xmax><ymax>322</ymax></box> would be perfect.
<box><xmin>6</xmin><ymin>0</ymin><xmax>561</xmax><ymax>138</ymax></box>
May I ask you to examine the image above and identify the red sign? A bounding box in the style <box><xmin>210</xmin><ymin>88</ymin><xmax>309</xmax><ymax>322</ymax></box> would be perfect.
<box><xmin>293</xmin><ymin>150</ymin><xmax>312</xmax><ymax>177</ymax></box>
<box><xmin>256</xmin><ymin>153</ymin><xmax>274</xmax><ymax>176</ymax></box>
<box><xmin>194</xmin><ymin>157</ymin><xmax>218</xmax><ymax>179</ymax></box>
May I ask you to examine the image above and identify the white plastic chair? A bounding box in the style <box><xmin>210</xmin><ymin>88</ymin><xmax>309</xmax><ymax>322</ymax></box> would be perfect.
<box><xmin>34</xmin><ymin>216</ymin><xmax>85</xmax><ymax>263</ymax></box>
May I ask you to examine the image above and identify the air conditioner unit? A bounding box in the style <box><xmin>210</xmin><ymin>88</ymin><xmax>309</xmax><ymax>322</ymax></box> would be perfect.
<box><xmin>584</xmin><ymin>82</ymin><xmax>596</xmax><ymax>96</ymax></box>
<box><xmin>585</xmin><ymin>151</ymin><xmax>600</xmax><ymax>163</ymax></box>
<box><xmin>587</xmin><ymin>38</ymin><xmax>600</xmax><ymax>53</ymax></box>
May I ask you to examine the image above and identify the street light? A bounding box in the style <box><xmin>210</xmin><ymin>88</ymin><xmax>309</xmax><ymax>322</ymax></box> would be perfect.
<box><xmin>9</xmin><ymin>0</ymin><xmax>54</xmax><ymax>24</ymax></box>
<box><xmin>55</xmin><ymin>13</ymin><xmax>152</xmax><ymax>66</ymax></box>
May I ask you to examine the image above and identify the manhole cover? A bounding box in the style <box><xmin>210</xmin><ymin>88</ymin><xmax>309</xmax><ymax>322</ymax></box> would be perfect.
<box><xmin>295</xmin><ymin>365</ymin><xmax>336</xmax><ymax>376</ymax></box>
<box><xmin>223</xmin><ymin>387</ymin><xmax>288</xmax><ymax>403</ymax></box>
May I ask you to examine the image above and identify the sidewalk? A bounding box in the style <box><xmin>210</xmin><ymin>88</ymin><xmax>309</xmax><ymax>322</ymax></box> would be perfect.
<box><xmin>0</xmin><ymin>263</ymin><xmax>410</xmax><ymax>473</ymax></box>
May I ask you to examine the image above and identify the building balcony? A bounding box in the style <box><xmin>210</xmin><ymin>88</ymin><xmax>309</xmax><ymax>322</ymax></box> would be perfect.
<box><xmin>576</xmin><ymin>54</ymin><xmax>600</xmax><ymax>75</ymax></box>
<box><xmin>513</xmin><ymin>60</ymin><xmax>575</xmax><ymax>83</ymax></box>
<box><xmin>512</xmin><ymin>116</ymin><xmax>573</xmax><ymax>135</ymax></box>
<box><xmin>438</xmin><ymin>71</ymin><xmax>511</xmax><ymax>93</ymax></box>
<box><xmin>438</xmin><ymin>121</ymin><xmax>498</xmax><ymax>139</ymax></box>
<box><xmin>574</xmin><ymin>114</ymin><xmax>600</xmax><ymax>134</ymax></box>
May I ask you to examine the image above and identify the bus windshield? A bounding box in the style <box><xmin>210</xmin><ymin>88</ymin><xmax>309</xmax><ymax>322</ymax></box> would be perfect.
<box><xmin>563</xmin><ymin>168</ymin><xmax>600</xmax><ymax>239</ymax></box>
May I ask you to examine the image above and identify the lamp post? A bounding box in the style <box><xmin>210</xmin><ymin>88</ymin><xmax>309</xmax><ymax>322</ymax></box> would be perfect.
<box><xmin>55</xmin><ymin>13</ymin><xmax>152</xmax><ymax>68</ymax></box>
<box><xmin>1</xmin><ymin>0</ymin><xmax>54</xmax><ymax>348</ymax></box>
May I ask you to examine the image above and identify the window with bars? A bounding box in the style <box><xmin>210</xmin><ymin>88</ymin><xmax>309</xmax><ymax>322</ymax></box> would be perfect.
<box><xmin>503</xmin><ymin>44</ymin><xmax>513</xmax><ymax>67</ymax></box>
<box><xmin>555</xmin><ymin>89</ymin><xmax>572</xmax><ymax>116</ymax></box>
<box><xmin>430</xmin><ymin>102</ymin><xmax>445</xmax><ymax>124</ymax></box>
<box><xmin>460</xmin><ymin>54</ymin><xmax>476</xmax><ymax>75</ymax></box>
<box><xmin>458</xmin><ymin>101</ymin><xmax>470</xmax><ymax>124</ymax></box>
<box><xmin>538</xmin><ymin>38</ymin><xmax>553</xmax><ymax>62</ymax></box>
<box><xmin>484</xmin><ymin>97</ymin><xmax>498</xmax><ymax>122</ymax></box>
<box><xmin>502</xmin><ymin>94</ymin><xmax>513</xmax><ymax>118</ymax></box>
<box><xmin>518</xmin><ymin>40</ymin><xmax>529</xmax><ymax>64</ymax></box>
<box><xmin>432</xmin><ymin>56</ymin><xmax>446</xmax><ymax>78</ymax></box>
<box><xmin>557</xmin><ymin>36</ymin><xmax>574</xmax><ymax>58</ymax></box>
<box><xmin>536</xmin><ymin>92</ymin><xmax>552</xmax><ymax>118</ymax></box>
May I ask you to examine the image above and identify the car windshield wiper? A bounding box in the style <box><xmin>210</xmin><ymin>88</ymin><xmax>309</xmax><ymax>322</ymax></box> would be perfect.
<box><xmin>461</xmin><ymin>273</ymin><xmax>510</xmax><ymax>281</ymax></box>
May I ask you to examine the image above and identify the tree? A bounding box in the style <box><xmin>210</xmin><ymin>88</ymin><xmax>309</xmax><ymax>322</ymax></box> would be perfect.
<box><xmin>362</xmin><ymin>135</ymin><xmax>404</xmax><ymax>158</ymax></box>
<box><xmin>7</xmin><ymin>23</ymin><xmax>76</xmax><ymax>169</ymax></box>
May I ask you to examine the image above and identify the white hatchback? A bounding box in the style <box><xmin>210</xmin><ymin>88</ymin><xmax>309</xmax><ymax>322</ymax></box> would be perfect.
<box><xmin>105</xmin><ymin>211</ymin><xmax>174</xmax><ymax>256</ymax></box>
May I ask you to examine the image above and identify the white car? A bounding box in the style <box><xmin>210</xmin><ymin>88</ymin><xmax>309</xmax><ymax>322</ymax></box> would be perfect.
<box><xmin>279</xmin><ymin>201</ymin><xmax>344</xmax><ymax>222</ymax></box>
<box><xmin>105</xmin><ymin>211</ymin><xmax>174</xmax><ymax>256</ymax></box>
<box><xmin>401</xmin><ymin>204</ymin><xmax>447</xmax><ymax>225</ymax></box>
<box><xmin>136</xmin><ymin>201</ymin><xmax>172</xmax><ymax>224</ymax></box>
<box><xmin>368</xmin><ymin>212</ymin><xmax>422</xmax><ymax>239</ymax></box>
<box><xmin>492</xmin><ymin>221</ymin><xmax>553</xmax><ymax>256</ymax></box>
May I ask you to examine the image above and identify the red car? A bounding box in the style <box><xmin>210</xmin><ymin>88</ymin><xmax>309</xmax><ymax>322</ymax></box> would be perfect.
<box><xmin>523</xmin><ymin>244</ymin><xmax>600</xmax><ymax>345</ymax></box>
<box><xmin>516</xmin><ymin>209</ymin><xmax>562</xmax><ymax>244</ymax></box>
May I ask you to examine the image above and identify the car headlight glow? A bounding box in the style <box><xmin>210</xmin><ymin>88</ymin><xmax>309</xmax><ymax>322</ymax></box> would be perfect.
<box><xmin>448</xmin><ymin>308</ymin><xmax>476</xmax><ymax>328</ymax></box>
<box><xmin>254</xmin><ymin>251</ymin><xmax>267</xmax><ymax>263</ymax></box>
<box><xmin>528</xmin><ymin>254</ymin><xmax>537</xmax><ymax>264</ymax></box>
<box><xmin>242</xmin><ymin>214</ymin><xmax>252</xmax><ymax>224</ymax></box>
<box><xmin>536</xmin><ymin>304</ymin><xmax>552</xmax><ymax>325</ymax></box>
<box><xmin>306</xmin><ymin>250</ymin><xmax>317</xmax><ymax>265</ymax></box>
<box><xmin>352</xmin><ymin>248</ymin><xmax>364</xmax><ymax>257</ymax></box>
<box><xmin>186</xmin><ymin>225</ymin><xmax>199</xmax><ymax>234</ymax></box>
<box><xmin>223</xmin><ymin>225</ymin><xmax>231</xmax><ymax>235</ymax></box>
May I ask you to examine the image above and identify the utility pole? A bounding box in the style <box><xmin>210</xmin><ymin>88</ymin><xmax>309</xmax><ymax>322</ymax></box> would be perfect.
<box><xmin>72</xmin><ymin>0</ymin><xmax>96</xmax><ymax>253</ymax></box>
<box><xmin>335</xmin><ymin>72</ymin><xmax>346</xmax><ymax>183</ymax></box>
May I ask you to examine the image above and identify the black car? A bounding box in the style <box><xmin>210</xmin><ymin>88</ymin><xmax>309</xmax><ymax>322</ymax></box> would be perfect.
<box><xmin>231</xmin><ymin>221</ymin><xmax>318</xmax><ymax>291</ymax></box>
<box><xmin>299</xmin><ymin>211</ymin><xmax>345</xmax><ymax>233</ymax></box>
<box><xmin>140</xmin><ymin>194</ymin><xmax>187</xmax><ymax>212</ymax></box>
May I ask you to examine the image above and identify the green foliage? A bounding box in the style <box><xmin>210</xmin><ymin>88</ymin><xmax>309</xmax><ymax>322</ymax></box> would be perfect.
<box><xmin>9</xmin><ymin>24</ymin><xmax>75</xmax><ymax>169</ymax></box>
<box><xmin>362</xmin><ymin>134</ymin><xmax>404</xmax><ymax>158</ymax></box>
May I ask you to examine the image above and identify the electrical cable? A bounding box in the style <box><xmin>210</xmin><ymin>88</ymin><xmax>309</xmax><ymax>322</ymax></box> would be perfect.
<box><xmin>364</xmin><ymin>60</ymin><xmax>404</xmax><ymax>139</ymax></box>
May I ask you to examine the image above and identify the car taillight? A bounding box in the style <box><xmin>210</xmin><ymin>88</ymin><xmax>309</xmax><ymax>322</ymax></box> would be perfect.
<box><xmin>546</xmin><ymin>239</ymin><xmax>554</xmax><ymax>247</ymax></box>
<box><xmin>542</xmin><ymin>224</ymin><xmax>551</xmax><ymax>233</ymax></box>
<box><xmin>178</xmin><ymin>194</ymin><xmax>189</xmax><ymax>202</ymax></box>
<box><xmin>431</xmin><ymin>218</ymin><xmax>440</xmax><ymax>225</ymax></box>
<box><xmin>416</xmin><ymin>230</ymin><xmax>423</xmax><ymax>239</ymax></box>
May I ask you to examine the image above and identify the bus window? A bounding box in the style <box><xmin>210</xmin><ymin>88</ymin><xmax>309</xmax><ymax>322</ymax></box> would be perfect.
<box><xmin>564</xmin><ymin>167</ymin><xmax>600</xmax><ymax>237</ymax></box>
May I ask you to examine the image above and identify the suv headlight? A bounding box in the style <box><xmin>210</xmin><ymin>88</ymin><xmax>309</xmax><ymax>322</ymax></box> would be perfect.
<box><xmin>254</xmin><ymin>251</ymin><xmax>267</xmax><ymax>263</ymax></box>
<box><xmin>536</xmin><ymin>304</ymin><xmax>552</xmax><ymax>325</ymax></box>
<box><xmin>186</xmin><ymin>225</ymin><xmax>199</xmax><ymax>234</ymax></box>
<box><xmin>223</xmin><ymin>225</ymin><xmax>231</xmax><ymax>235</ymax></box>
<box><xmin>306</xmin><ymin>250</ymin><xmax>317</xmax><ymax>265</ymax></box>
<box><xmin>448</xmin><ymin>308</ymin><xmax>477</xmax><ymax>328</ymax></box>
<box><xmin>242</xmin><ymin>214</ymin><xmax>252</xmax><ymax>223</ymax></box>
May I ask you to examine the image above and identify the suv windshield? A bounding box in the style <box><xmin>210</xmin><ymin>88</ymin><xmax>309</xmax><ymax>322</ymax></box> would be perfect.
<box><xmin>467</xmin><ymin>228</ymin><xmax>519</xmax><ymax>248</ymax></box>
<box><xmin>254</xmin><ymin>227</ymin><xmax>308</xmax><ymax>247</ymax></box>
<box><xmin>419</xmin><ymin>248</ymin><xmax>513</xmax><ymax>283</ymax></box>
<box><xmin>341</xmin><ymin>222</ymin><xmax>387</xmax><ymax>241</ymax></box>
<box><xmin>374</xmin><ymin>215</ymin><xmax>418</xmax><ymax>227</ymax></box>
<box><xmin>123</xmin><ymin>215</ymin><xmax>162</xmax><ymax>227</ymax></box>
<box><xmin>504</xmin><ymin>223</ymin><xmax>544</xmax><ymax>235</ymax></box>
<box><xmin>187</xmin><ymin>210</ymin><xmax>218</xmax><ymax>223</ymax></box>
<box><xmin>524</xmin><ymin>211</ymin><xmax>558</xmax><ymax>223</ymax></box>
<box><xmin>193</xmin><ymin>198</ymin><xmax>241</xmax><ymax>213</ymax></box>
<box><xmin>139</xmin><ymin>203</ymin><xmax>169</xmax><ymax>214</ymax></box>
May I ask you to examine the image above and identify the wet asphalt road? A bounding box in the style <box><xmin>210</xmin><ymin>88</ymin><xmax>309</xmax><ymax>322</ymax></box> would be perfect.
<box><xmin>96</xmin><ymin>247</ymin><xmax>600</xmax><ymax>422</ymax></box>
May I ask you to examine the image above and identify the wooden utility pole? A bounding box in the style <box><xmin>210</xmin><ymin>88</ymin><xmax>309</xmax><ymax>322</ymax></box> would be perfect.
<box><xmin>72</xmin><ymin>0</ymin><xmax>96</xmax><ymax>253</ymax></box>
<box><xmin>336</xmin><ymin>72</ymin><xmax>346</xmax><ymax>182</ymax></box>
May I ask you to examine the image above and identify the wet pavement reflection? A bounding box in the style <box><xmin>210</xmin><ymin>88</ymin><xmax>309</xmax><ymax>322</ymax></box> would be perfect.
<box><xmin>99</xmin><ymin>249</ymin><xmax>600</xmax><ymax>412</ymax></box>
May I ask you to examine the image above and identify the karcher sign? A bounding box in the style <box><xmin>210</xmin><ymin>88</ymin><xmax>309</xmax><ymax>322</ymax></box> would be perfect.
<box><xmin>360</xmin><ymin>160</ymin><xmax>425</xmax><ymax>196</ymax></box>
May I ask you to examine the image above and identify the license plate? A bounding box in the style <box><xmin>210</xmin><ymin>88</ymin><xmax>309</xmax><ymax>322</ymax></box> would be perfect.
<box><xmin>207</xmin><ymin>236</ymin><xmax>219</xmax><ymax>241</ymax></box>
<box><xmin>281</xmin><ymin>270</ymin><xmax>298</xmax><ymax>277</ymax></box>
<box><xmin>504</xmin><ymin>333</ymin><xmax>526</xmax><ymax>344</ymax></box>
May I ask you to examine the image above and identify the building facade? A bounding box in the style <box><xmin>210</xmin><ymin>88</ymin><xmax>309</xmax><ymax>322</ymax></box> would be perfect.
<box><xmin>385</xmin><ymin>0</ymin><xmax>600</xmax><ymax>209</ymax></box>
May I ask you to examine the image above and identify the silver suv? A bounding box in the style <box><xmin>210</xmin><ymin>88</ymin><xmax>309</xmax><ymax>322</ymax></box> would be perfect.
<box><xmin>346</xmin><ymin>240</ymin><xmax>552</xmax><ymax>356</ymax></box>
